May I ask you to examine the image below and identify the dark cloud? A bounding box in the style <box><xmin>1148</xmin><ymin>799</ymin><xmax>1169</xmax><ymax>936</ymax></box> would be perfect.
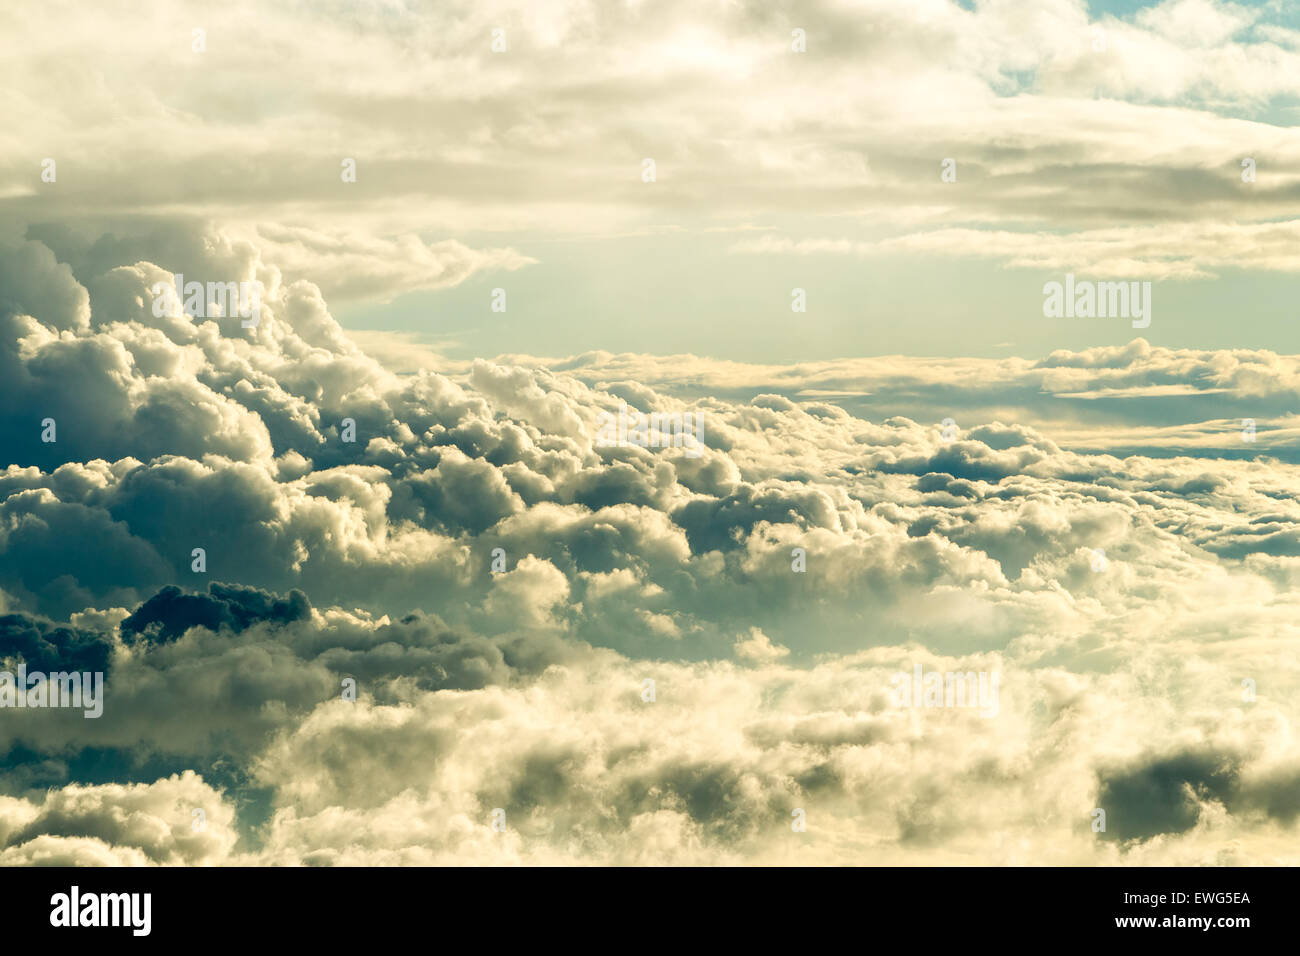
<box><xmin>0</xmin><ymin>611</ymin><xmax>112</xmax><ymax>674</ymax></box>
<box><xmin>120</xmin><ymin>582</ymin><xmax>312</xmax><ymax>645</ymax></box>
<box><xmin>1097</xmin><ymin>753</ymin><xmax>1239</xmax><ymax>843</ymax></box>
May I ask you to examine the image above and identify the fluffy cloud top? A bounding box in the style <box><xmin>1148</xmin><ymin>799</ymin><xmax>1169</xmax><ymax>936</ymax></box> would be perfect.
<box><xmin>0</xmin><ymin>223</ymin><xmax>1297</xmax><ymax>864</ymax></box>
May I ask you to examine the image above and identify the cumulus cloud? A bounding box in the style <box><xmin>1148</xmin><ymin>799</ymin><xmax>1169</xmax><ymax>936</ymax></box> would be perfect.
<box><xmin>0</xmin><ymin>773</ymin><xmax>237</xmax><ymax>866</ymax></box>
<box><xmin>733</xmin><ymin>627</ymin><xmax>789</xmax><ymax>664</ymax></box>
<box><xmin>9</xmin><ymin>0</ymin><xmax>1300</xmax><ymax>870</ymax></box>
<box><xmin>0</xmin><ymin>220</ymin><xmax>1297</xmax><ymax>865</ymax></box>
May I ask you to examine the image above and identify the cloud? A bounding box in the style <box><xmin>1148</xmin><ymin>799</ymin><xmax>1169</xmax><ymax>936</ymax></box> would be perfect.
<box><xmin>120</xmin><ymin>582</ymin><xmax>312</xmax><ymax>645</ymax></box>
<box><xmin>5</xmin><ymin>0</ymin><xmax>1300</xmax><ymax>247</ymax></box>
<box><xmin>0</xmin><ymin>220</ymin><xmax>1298</xmax><ymax>865</ymax></box>
<box><xmin>732</xmin><ymin>220</ymin><xmax>1300</xmax><ymax>279</ymax></box>
<box><xmin>0</xmin><ymin>610</ymin><xmax>113</xmax><ymax>674</ymax></box>
<box><xmin>241</xmin><ymin>225</ymin><xmax>536</xmax><ymax>303</ymax></box>
<box><xmin>733</xmin><ymin>627</ymin><xmax>789</xmax><ymax>664</ymax></box>
<box><xmin>0</xmin><ymin>772</ymin><xmax>238</xmax><ymax>865</ymax></box>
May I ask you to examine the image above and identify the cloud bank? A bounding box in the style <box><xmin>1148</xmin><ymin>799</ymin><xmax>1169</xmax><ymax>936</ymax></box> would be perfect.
<box><xmin>0</xmin><ymin>222</ymin><xmax>1297</xmax><ymax>864</ymax></box>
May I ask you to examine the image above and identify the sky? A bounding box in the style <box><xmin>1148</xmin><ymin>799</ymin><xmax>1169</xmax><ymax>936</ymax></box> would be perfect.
<box><xmin>0</xmin><ymin>0</ymin><xmax>1299</xmax><ymax>865</ymax></box>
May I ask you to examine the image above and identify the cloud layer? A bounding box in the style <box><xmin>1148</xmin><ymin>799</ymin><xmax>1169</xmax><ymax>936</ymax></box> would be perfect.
<box><xmin>5</xmin><ymin>0</ymin><xmax>1300</xmax><ymax>278</ymax></box>
<box><xmin>0</xmin><ymin>222</ymin><xmax>1297</xmax><ymax>864</ymax></box>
